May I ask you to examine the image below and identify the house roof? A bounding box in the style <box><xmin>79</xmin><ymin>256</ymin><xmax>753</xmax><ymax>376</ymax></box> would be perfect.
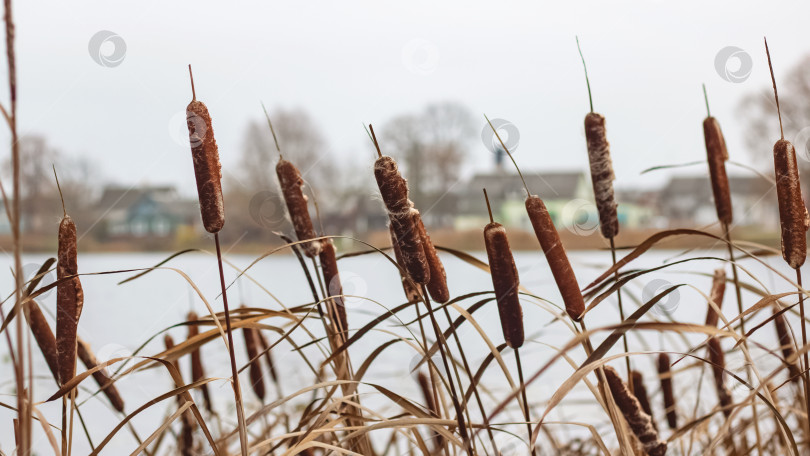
<box><xmin>465</xmin><ymin>170</ymin><xmax>585</xmax><ymax>200</ymax></box>
<box><xmin>660</xmin><ymin>175</ymin><xmax>774</xmax><ymax>200</ymax></box>
<box><xmin>96</xmin><ymin>186</ymin><xmax>178</xmax><ymax>211</ymax></box>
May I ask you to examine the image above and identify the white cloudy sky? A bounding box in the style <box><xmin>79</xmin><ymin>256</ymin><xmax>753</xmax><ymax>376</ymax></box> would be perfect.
<box><xmin>2</xmin><ymin>0</ymin><xmax>808</xmax><ymax>194</ymax></box>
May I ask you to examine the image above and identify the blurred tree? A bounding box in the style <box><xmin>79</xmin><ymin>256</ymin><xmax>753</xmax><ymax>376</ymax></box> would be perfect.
<box><xmin>738</xmin><ymin>55</ymin><xmax>810</xmax><ymax>172</ymax></box>
<box><xmin>3</xmin><ymin>135</ymin><xmax>99</xmax><ymax>234</ymax></box>
<box><xmin>381</xmin><ymin>101</ymin><xmax>474</xmax><ymax>209</ymax></box>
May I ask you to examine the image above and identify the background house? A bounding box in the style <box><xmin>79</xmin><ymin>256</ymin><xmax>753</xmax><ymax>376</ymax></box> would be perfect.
<box><xmin>95</xmin><ymin>186</ymin><xmax>199</xmax><ymax>239</ymax></box>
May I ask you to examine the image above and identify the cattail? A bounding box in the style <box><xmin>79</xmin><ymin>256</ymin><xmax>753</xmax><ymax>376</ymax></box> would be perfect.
<box><xmin>764</xmin><ymin>42</ymin><xmax>809</xmax><ymax>269</ymax></box>
<box><xmin>56</xmin><ymin>215</ymin><xmax>83</xmax><ymax>385</ymax></box>
<box><xmin>320</xmin><ymin>239</ymin><xmax>349</xmax><ymax>338</ymax></box>
<box><xmin>24</xmin><ymin>300</ymin><xmax>59</xmax><ymax>383</ymax></box>
<box><xmin>415</xmin><ymin>214</ymin><xmax>450</xmax><ymax>303</ymax></box>
<box><xmin>631</xmin><ymin>370</ymin><xmax>657</xmax><ymax>431</ymax></box>
<box><xmin>772</xmin><ymin>306</ymin><xmax>802</xmax><ymax>382</ymax></box>
<box><xmin>657</xmin><ymin>353</ymin><xmax>677</xmax><ymax>429</ymax></box>
<box><xmin>186</xmin><ymin>312</ymin><xmax>212</xmax><ymax>413</ymax></box>
<box><xmin>165</xmin><ymin>334</ymin><xmax>194</xmax><ymax>456</ymax></box>
<box><xmin>702</xmin><ymin>98</ymin><xmax>733</xmax><ymax>225</ymax></box>
<box><xmin>773</xmin><ymin>139</ymin><xmax>808</xmax><ymax>269</ymax></box>
<box><xmin>707</xmin><ymin>338</ymin><xmax>732</xmax><ymax>418</ymax></box>
<box><xmin>76</xmin><ymin>338</ymin><xmax>125</xmax><ymax>413</ymax></box>
<box><xmin>525</xmin><ymin>195</ymin><xmax>585</xmax><ymax>320</ymax></box>
<box><xmin>276</xmin><ymin>158</ymin><xmax>322</xmax><ymax>257</ymax></box>
<box><xmin>417</xmin><ymin>371</ymin><xmax>443</xmax><ymax>451</ymax></box>
<box><xmin>483</xmin><ymin>190</ymin><xmax>523</xmax><ymax>349</ymax></box>
<box><xmin>584</xmin><ymin>112</ymin><xmax>619</xmax><ymax>239</ymax></box>
<box><xmin>255</xmin><ymin>329</ymin><xmax>278</xmax><ymax>385</ymax></box>
<box><xmin>241</xmin><ymin>307</ymin><xmax>265</xmax><ymax>401</ymax></box>
<box><xmin>389</xmin><ymin>225</ymin><xmax>422</xmax><ymax>302</ymax></box>
<box><xmin>704</xmin><ymin>269</ymin><xmax>726</xmax><ymax>328</ymax></box>
<box><xmin>603</xmin><ymin>366</ymin><xmax>667</xmax><ymax>456</ymax></box>
<box><xmin>186</xmin><ymin>68</ymin><xmax>224</xmax><ymax>234</ymax></box>
<box><xmin>374</xmin><ymin>153</ymin><xmax>429</xmax><ymax>284</ymax></box>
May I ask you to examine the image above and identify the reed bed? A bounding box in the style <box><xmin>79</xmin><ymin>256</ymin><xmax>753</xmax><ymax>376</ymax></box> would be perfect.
<box><xmin>4</xmin><ymin>25</ymin><xmax>810</xmax><ymax>456</ymax></box>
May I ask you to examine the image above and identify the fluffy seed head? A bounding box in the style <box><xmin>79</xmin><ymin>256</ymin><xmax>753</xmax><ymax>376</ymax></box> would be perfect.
<box><xmin>584</xmin><ymin>112</ymin><xmax>619</xmax><ymax>239</ymax></box>
<box><xmin>415</xmin><ymin>214</ymin><xmax>450</xmax><ymax>303</ymax></box>
<box><xmin>389</xmin><ymin>225</ymin><xmax>422</xmax><ymax>302</ymax></box>
<box><xmin>603</xmin><ymin>366</ymin><xmax>667</xmax><ymax>456</ymax></box>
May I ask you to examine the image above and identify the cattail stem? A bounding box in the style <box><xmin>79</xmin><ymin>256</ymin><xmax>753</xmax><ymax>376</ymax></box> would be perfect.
<box><xmin>609</xmin><ymin>236</ymin><xmax>632</xmax><ymax>392</ymax></box>
<box><xmin>797</xmin><ymin>267</ymin><xmax>810</xmax><ymax>441</ymax></box>
<box><xmin>214</xmin><ymin>233</ymin><xmax>248</xmax><ymax>456</ymax></box>
<box><xmin>421</xmin><ymin>285</ymin><xmax>473</xmax><ymax>455</ymax></box>
<box><xmin>514</xmin><ymin>349</ymin><xmax>537</xmax><ymax>456</ymax></box>
<box><xmin>723</xmin><ymin>223</ymin><xmax>764</xmax><ymax>452</ymax></box>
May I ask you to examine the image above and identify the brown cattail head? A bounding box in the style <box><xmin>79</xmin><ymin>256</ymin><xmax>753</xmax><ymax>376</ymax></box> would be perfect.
<box><xmin>484</xmin><ymin>222</ymin><xmax>523</xmax><ymax>349</ymax></box>
<box><xmin>603</xmin><ymin>366</ymin><xmax>667</xmax><ymax>456</ymax></box>
<box><xmin>707</xmin><ymin>338</ymin><xmax>732</xmax><ymax>418</ymax></box>
<box><xmin>320</xmin><ymin>239</ymin><xmax>349</xmax><ymax>338</ymax></box>
<box><xmin>25</xmin><ymin>300</ymin><xmax>59</xmax><ymax>383</ymax></box>
<box><xmin>772</xmin><ymin>306</ymin><xmax>801</xmax><ymax>383</ymax></box>
<box><xmin>56</xmin><ymin>215</ymin><xmax>84</xmax><ymax>385</ymax></box>
<box><xmin>705</xmin><ymin>268</ymin><xmax>726</xmax><ymax>328</ymax></box>
<box><xmin>241</xmin><ymin>308</ymin><xmax>265</xmax><ymax>401</ymax></box>
<box><xmin>76</xmin><ymin>339</ymin><xmax>125</xmax><ymax>412</ymax></box>
<box><xmin>525</xmin><ymin>195</ymin><xmax>585</xmax><ymax>320</ymax></box>
<box><xmin>374</xmin><ymin>155</ymin><xmax>429</xmax><ymax>284</ymax></box>
<box><xmin>703</xmin><ymin>117</ymin><xmax>733</xmax><ymax>225</ymax></box>
<box><xmin>773</xmin><ymin>139</ymin><xmax>809</xmax><ymax>268</ymax></box>
<box><xmin>389</xmin><ymin>225</ymin><xmax>422</xmax><ymax>302</ymax></box>
<box><xmin>631</xmin><ymin>370</ymin><xmax>657</xmax><ymax>431</ymax></box>
<box><xmin>186</xmin><ymin>312</ymin><xmax>212</xmax><ymax>412</ymax></box>
<box><xmin>584</xmin><ymin>112</ymin><xmax>619</xmax><ymax>239</ymax></box>
<box><xmin>186</xmin><ymin>99</ymin><xmax>224</xmax><ymax>234</ymax></box>
<box><xmin>415</xmin><ymin>215</ymin><xmax>450</xmax><ymax>303</ymax></box>
<box><xmin>255</xmin><ymin>329</ymin><xmax>278</xmax><ymax>384</ymax></box>
<box><xmin>276</xmin><ymin>159</ymin><xmax>322</xmax><ymax>257</ymax></box>
<box><xmin>657</xmin><ymin>353</ymin><xmax>677</xmax><ymax>429</ymax></box>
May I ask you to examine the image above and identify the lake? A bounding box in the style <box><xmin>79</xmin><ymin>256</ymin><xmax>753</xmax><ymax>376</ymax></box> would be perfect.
<box><xmin>0</xmin><ymin>245</ymin><xmax>798</xmax><ymax>454</ymax></box>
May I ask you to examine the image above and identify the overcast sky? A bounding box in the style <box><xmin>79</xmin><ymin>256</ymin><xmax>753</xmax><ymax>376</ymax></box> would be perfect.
<box><xmin>3</xmin><ymin>0</ymin><xmax>809</xmax><ymax>195</ymax></box>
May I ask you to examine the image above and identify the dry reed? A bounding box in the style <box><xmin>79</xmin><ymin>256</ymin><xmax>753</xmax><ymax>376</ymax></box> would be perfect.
<box><xmin>56</xmin><ymin>214</ymin><xmax>83</xmax><ymax>385</ymax></box>
<box><xmin>603</xmin><ymin>366</ymin><xmax>667</xmax><ymax>456</ymax></box>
